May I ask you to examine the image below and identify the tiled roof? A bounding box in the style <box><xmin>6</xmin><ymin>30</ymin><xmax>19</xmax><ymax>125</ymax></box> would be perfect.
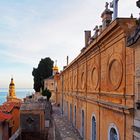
<box><xmin>0</xmin><ymin>111</ymin><xmax>12</xmax><ymax>122</ymax></box>
<box><xmin>0</xmin><ymin>101</ymin><xmax>21</xmax><ymax>122</ymax></box>
<box><xmin>0</xmin><ymin>101</ymin><xmax>21</xmax><ymax>113</ymax></box>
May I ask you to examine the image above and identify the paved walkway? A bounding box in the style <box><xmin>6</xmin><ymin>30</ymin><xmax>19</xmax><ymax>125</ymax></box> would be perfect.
<box><xmin>52</xmin><ymin>106</ymin><xmax>82</xmax><ymax>140</ymax></box>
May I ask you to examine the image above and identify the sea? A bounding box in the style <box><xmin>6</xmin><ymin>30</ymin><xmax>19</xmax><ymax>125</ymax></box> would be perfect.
<box><xmin>0</xmin><ymin>88</ymin><xmax>34</xmax><ymax>105</ymax></box>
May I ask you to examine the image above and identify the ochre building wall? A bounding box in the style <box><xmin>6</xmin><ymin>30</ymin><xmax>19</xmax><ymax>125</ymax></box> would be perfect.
<box><xmin>57</xmin><ymin>18</ymin><xmax>136</xmax><ymax>140</ymax></box>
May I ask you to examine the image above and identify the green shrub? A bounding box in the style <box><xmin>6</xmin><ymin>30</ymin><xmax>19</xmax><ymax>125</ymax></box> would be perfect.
<box><xmin>42</xmin><ymin>88</ymin><xmax>52</xmax><ymax>101</ymax></box>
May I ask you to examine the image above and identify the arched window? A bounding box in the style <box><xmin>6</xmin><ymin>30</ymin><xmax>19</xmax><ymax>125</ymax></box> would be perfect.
<box><xmin>70</xmin><ymin>104</ymin><xmax>72</xmax><ymax>123</ymax></box>
<box><xmin>66</xmin><ymin>101</ymin><xmax>68</xmax><ymax>117</ymax></box>
<box><xmin>108</xmin><ymin>124</ymin><xmax>119</xmax><ymax>140</ymax></box>
<box><xmin>81</xmin><ymin>110</ymin><xmax>85</xmax><ymax>138</ymax></box>
<box><xmin>74</xmin><ymin>106</ymin><xmax>76</xmax><ymax>127</ymax></box>
<box><xmin>110</xmin><ymin>128</ymin><xmax>118</xmax><ymax>140</ymax></box>
<box><xmin>92</xmin><ymin>116</ymin><xmax>96</xmax><ymax>140</ymax></box>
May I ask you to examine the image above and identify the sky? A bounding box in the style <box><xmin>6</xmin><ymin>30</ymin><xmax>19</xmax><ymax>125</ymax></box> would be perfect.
<box><xmin>0</xmin><ymin>0</ymin><xmax>139</xmax><ymax>88</ymax></box>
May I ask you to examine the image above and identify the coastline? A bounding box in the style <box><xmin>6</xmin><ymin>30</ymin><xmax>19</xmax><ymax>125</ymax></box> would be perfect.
<box><xmin>0</xmin><ymin>88</ymin><xmax>34</xmax><ymax>105</ymax></box>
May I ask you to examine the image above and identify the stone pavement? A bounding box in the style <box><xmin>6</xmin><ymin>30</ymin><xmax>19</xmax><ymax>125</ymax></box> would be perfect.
<box><xmin>52</xmin><ymin>106</ymin><xmax>83</xmax><ymax>140</ymax></box>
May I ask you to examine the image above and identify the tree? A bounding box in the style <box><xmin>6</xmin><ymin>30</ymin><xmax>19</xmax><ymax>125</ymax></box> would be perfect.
<box><xmin>32</xmin><ymin>57</ymin><xmax>54</xmax><ymax>92</ymax></box>
<box><xmin>42</xmin><ymin>88</ymin><xmax>52</xmax><ymax>101</ymax></box>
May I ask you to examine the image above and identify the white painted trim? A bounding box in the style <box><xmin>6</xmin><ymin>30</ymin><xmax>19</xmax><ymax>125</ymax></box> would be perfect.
<box><xmin>108</xmin><ymin>123</ymin><xmax>119</xmax><ymax>140</ymax></box>
<box><xmin>90</xmin><ymin>113</ymin><xmax>96</xmax><ymax>140</ymax></box>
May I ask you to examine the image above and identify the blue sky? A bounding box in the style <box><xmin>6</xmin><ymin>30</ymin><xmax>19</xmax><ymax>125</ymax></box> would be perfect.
<box><xmin>0</xmin><ymin>0</ymin><xmax>139</xmax><ymax>88</ymax></box>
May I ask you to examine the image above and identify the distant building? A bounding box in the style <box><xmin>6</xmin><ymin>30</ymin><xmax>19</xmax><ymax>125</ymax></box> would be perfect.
<box><xmin>0</xmin><ymin>101</ymin><xmax>21</xmax><ymax>136</ymax></box>
<box><xmin>20</xmin><ymin>98</ymin><xmax>52</xmax><ymax>140</ymax></box>
<box><xmin>44</xmin><ymin>62</ymin><xmax>59</xmax><ymax>103</ymax></box>
<box><xmin>52</xmin><ymin>61</ymin><xmax>59</xmax><ymax>76</ymax></box>
<box><xmin>7</xmin><ymin>78</ymin><xmax>21</xmax><ymax>102</ymax></box>
<box><xmin>44</xmin><ymin>76</ymin><xmax>55</xmax><ymax>102</ymax></box>
<box><xmin>0</xmin><ymin>111</ymin><xmax>12</xmax><ymax>140</ymax></box>
<box><xmin>56</xmin><ymin>3</ymin><xmax>139</xmax><ymax>140</ymax></box>
<box><xmin>0</xmin><ymin>78</ymin><xmax>22</xmax><ymax>140</ymax></box>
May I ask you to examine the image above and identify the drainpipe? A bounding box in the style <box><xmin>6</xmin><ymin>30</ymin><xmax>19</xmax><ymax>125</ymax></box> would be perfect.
<box><xmin>99</xmin><ymin>44</ymin><xmax>101</xmax><ymax>140</ymax></box>
<box><xmin>62</xmin><ymin>74</ymin><xmax>64</xmax><ymax>115</ymax></box>
<box><xmin>124</xmin><ymin>38</ymin><xmax>127</xmax><ymax>140</ymax></box>
<box><xmin>85</xmin><ymin>54</ymin><xmax>88</xmax><ymax>140</ymax></box>
<box><xmin>123</xmin><ymin>109</ymin><xmax>126</xmax><ymax>140</ymax></box>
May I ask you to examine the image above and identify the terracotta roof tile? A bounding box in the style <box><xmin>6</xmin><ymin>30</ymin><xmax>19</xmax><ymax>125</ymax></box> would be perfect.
<box><xmin>0</xmin><ymin>111</ymin><xmax>12</xmax><ymax>122</ymax></box>
<box><xmin>1</xmin><ymin>101</ymin><xmax>21</xmax><ymax>113</ymax></box>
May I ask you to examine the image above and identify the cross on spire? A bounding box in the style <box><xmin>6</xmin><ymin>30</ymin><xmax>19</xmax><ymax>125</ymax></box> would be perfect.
<box><xmin>105</xmin><ymin>2</ymin><xmax>109</xmax><ymax>9</ymax></box>
<box><xmin>55</xmin><ymin>60</ymin><xmax>57</xmax><ymax>66</ymax></box>
<box><xmin>11</xmin><ymin>74</ymin><xmax>13</xmax><ymax>80</ymax></box>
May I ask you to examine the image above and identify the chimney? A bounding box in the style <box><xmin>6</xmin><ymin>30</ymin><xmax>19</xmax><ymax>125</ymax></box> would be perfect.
<box><xmin>101</xmin><ymin>2</ymin><xmax>113</xmax><ymax>29</ymax></box>
<box><xmin>84</xmin><ymin>30</ymin><xmax>91</xmax><ymax>47</ymax></box>
<box><xmin>110</xmin><ymin>0</ymin><xmax>119</xmax><ymax>20</ymax></box>
<box><xmin>67</xmin><ymin>56</ymin><xmax>69</xmax><ymax>66</ymax></box>
<box><xmin>99</xmin><ymin>25</ymin><xmax>103</xmax><ymax>35</ymax></box>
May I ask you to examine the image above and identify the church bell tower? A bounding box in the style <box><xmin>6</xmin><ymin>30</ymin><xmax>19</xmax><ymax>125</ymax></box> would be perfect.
<box><xmin>7</xmin><ymin>78</ymin><xmax>16</xmax><ymax>101</ymax></box>
<box><xmin>52</xmin><ymin>60</ymin><xmax>59</xmax><ymax>75</ymax></box>
<box><xmin>9</xmin><ymin>78</ymin><xmax>16</xmax><ymax>97</ymax></box>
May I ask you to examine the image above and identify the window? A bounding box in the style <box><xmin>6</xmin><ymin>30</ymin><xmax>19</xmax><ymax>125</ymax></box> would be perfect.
<box><xmin>108</xmin><ymin>124</ymin><xmax>119</xmax><ymax>140</ymax></box>
<box><xmin>66</xmin><ymin>101</ymin><xmax>68</xmax><ymax>117</ymax></box>
<box><xmin>110</xmin><ymin>128</ymin><xmax>118</xmax><ymax>140</ymax></box>
<box><xmin>81</xmin><ymin>110</ymin><xmax>85</xmax><ymax>138</ymax></box>
<box><xmin>74</xmin><ymin>106</ymin><xmax>76</xmax><ymax>127</ymax></box>
<box><xmin>92</xmin><ymin>116</ymin><xmax>96</xmax><ymax>140</ymax></box>
<box><xmin>70</xmin><ymin>104</ymin><xmax>72</xmax><ymax>123</ymax></box>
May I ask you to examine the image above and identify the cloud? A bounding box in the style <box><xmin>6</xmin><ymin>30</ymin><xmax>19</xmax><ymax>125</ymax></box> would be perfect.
<box><xmin>0</xmin><ymin>0</ymin><xmax>138</xmax><ymax>88</ymax></box>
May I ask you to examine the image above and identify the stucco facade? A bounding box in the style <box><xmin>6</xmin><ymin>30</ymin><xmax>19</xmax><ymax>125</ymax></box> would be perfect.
<box><xmin>44</xmin><ymin>77</ymin><xmax>56</xmax><ymax>103</ymax></box>
<box><xmin>56</xmin><ymin>18</ymin><xmax>137</xmax><ymax>140</ymax></box>
<box><xmin>127</xmin><ymin>23</ymin><xmax>140</xmax><ymax>140</ymax></box>
<box><xmin>0</xmin><ymin>102</ymin><xmax>21</xmax><ymax>137</ymax></box>
<box><xmin>7</xmin><ymin>78</ymin><xmax>21</xmax><ymax>102</ymax></box>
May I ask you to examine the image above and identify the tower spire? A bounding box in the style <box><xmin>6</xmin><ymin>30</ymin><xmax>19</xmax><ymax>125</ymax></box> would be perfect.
<box><xmin>101</xmin><ymin>2</ymin><xmax>113</xmax><ymax>29</ymax></box>
<box><xmin>105</xmin><ymin>2</ymin><xmax>109</xmax><ymax>10</ymax></box>
<box><xmin>55</xmin><ymin>60</ymin><xmax>57</xmax><ymax>66</ymax></box>
<box><xmin>53</xmin><ymin>60</ymin><xmax>59</xmax><ymax>75</ymax></box>
<box><xmin>8</xmin><ymin>77</ymin><xmax>16</xmax><ymax>98</ymax></box>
